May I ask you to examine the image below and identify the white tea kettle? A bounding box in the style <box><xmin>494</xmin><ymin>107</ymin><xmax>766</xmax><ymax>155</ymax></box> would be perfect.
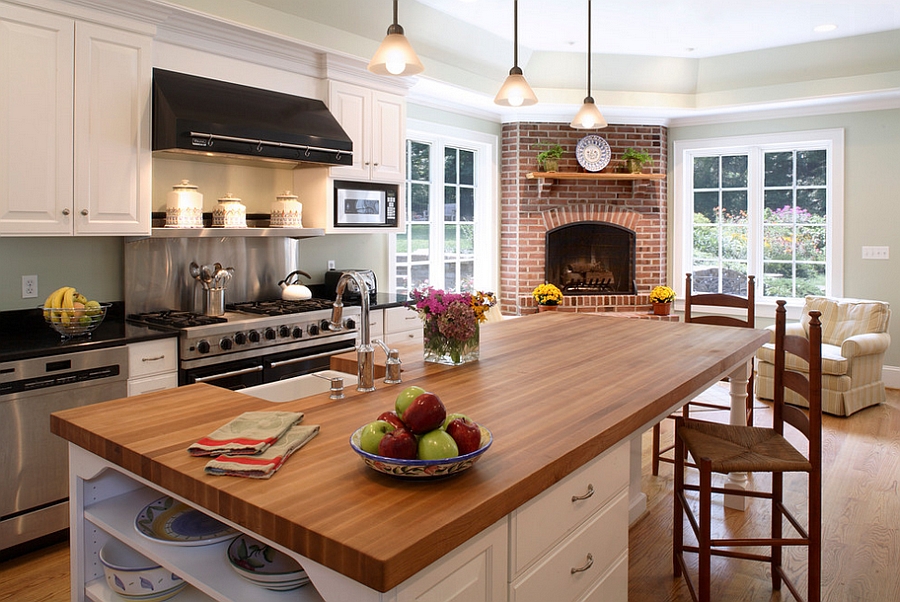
<box><xmin>278</xmin><ymin>270</ymin><xmax>313</xmax><ymax>300</ymax></box>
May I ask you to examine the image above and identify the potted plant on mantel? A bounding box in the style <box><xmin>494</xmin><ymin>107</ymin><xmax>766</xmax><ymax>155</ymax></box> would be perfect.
<box><xmin>621</xmin><ymin>148</ymin><xmax>653</xmax><ymax>174</ymax></box>
<box><xmin>649</xmin><ymin>285</ymin><xmax>676</xmax><ymax>315</ymax></box>
<box><xmin>535</xmin><ymin>142</ymin><xmax>564</xmax><ymax>173</ymax></box>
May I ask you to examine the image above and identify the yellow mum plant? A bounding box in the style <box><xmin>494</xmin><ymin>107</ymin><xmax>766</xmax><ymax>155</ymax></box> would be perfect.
<box><xmin>532</xmin><ymin>283</ymin><xmax>563</xmax><ymax>306</ymax></box>
<box><xmin>649</xmin><ymin>285</ymin><xmax>676</xmax><ymax>304</ymax></box>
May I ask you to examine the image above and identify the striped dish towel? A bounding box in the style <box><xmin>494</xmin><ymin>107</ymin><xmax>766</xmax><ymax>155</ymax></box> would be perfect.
<box><xmin>204</xmin><ymin>424</ymin><xmax>320</xmax><ymax>479</ymax></box>
<box><xmin>188</xmin><ymin>411</ymin><xmax>303</xmax><ymax>456</ymax></box>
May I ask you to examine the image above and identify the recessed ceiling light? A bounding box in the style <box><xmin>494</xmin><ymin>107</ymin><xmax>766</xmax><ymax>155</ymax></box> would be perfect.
<box><xmin>814</xmin><ymin>24</ymin><xmax>838</xmax><ymax>33</ymax></box>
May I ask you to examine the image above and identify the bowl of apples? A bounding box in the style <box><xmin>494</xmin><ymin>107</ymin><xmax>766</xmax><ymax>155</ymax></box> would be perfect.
<box><xmin>349</xmin><ymin>386</ymin><xmax>492</xmax><ymax>478</ymax></box>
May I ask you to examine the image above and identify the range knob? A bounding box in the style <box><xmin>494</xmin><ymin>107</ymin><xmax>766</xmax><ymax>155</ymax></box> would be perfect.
<box><xmin>320</xmin><ymin>319</ymin><xmax>332</xmax><ymax>332</ymax></box>
<box><xmin>279</xmin><ymin>325</ymin><xmax>291</xmax><ymax>338</ymax></box>
<box><xmin>307</xmin><ymin>323</ymin><xmax>319</xmax><ymax>336</ymax></box>
<box><xmin>196</xmin><ymin>340</ymin><xmax>211</xmax><ymax>354</ymax></box>
<box><xmin>248</xmin><ymin>330</ymin><xmax>260</xmax><ymax>343</ymax></box>
<box><xmin>291</xmin><ymin>326</ymin><xmax>303</xmax><ymax>339</ymax></box>
<box><xmin>344</xmin><ymin>318</ymin><xmax>356</xmax><ymax>330</ymax></box>
<box><xmin>219</xmin><ymin>337</ymin><xmax>233</xmax><ymax>351</ymax></box>
<box><xmin>234</xmin><ymin>332</ymin><xmax>247</xmax><ymax>345</ymax></box>
<box><xmin>264</xmin><ymin>327</ymin><xmax>277</xmax><ymax>341</ymax></box>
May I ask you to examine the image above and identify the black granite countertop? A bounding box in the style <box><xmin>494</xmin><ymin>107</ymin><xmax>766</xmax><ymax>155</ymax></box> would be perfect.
<box><xmin>0</xmin><ymin>302</ymin><xmax>176</xmax><ymax>364</ymax></box>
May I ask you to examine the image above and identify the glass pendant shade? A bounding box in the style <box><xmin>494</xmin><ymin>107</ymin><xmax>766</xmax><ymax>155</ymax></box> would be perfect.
<box><xmin>494</xmin><ymin>67</ymin><xmax>538</xmax><ymax>107</ymax></box>
<box><xmin>571</xmin><ymin>97</ymin><xmax>607</xmax><ymax>129</ymax></box>
<box><xmin>367</xmin><ymin>3</ymin><xmax>424</xmax><ymax>76</ymax></box>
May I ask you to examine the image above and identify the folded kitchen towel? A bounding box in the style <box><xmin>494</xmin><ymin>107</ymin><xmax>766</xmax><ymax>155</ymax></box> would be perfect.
<box><xmin>188</xmin><ymin>411</ymin><xmax>303</xmax><ymax>457</ymax></box>
<box><xmin>204</xmin><ymin>423</ymin><xmax>320</xmax><ymax>479</ymax></box>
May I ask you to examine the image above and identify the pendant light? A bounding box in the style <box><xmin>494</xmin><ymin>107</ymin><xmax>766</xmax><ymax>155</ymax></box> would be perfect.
<box><xmin>570</xmin><ymin>0</ymin><xmax>607</xmax><ymax>129</ymax></box>
<box><xmin>368</xmin><ymin>0</ymin><xmax>424</xmax><ymax>76</ymax></box>
<box><xmin>494</xmin><ymin>0</ymin><xmax>538</xmax><ymax>107</ymax></box>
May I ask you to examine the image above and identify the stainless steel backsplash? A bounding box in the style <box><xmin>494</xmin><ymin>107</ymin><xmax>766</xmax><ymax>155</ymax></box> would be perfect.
<box><xmin>124</xmin><ymin>237</ymin><xmax>300</xmax><ymax>314</ymax></box>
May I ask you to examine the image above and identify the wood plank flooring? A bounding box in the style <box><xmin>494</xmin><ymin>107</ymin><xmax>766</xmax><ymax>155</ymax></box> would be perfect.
<box><xmin>2</xmin><ymin>388</ymin><xmax>898</xmax><ymax>601</ymax></box>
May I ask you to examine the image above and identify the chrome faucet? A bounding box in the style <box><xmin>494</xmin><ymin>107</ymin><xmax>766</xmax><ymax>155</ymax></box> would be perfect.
<box><xmin>331</xmin><ymin>271</ymin><xmax>375</xmax><ymax>392</ymax></box>
<box><xmin>374</xmin><ymin>339</ymin><xmax>402</xmax><ymax>384</ymax></box>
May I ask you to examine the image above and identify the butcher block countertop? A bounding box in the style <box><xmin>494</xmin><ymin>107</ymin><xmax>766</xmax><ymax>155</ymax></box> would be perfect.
<box><xmin>51</xmin><ymin>313</ymin><xmax>769</xmax><ymax>593</ymax></box>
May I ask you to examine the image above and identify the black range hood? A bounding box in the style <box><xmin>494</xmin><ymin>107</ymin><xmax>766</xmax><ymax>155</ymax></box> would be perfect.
<box><xmin>152</xmin><ymin>69</ymin><xmax>353</xmax><ymax>166</ymax></box>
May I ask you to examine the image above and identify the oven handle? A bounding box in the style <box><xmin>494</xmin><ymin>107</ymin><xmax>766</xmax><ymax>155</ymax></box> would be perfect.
<box><xmin>193</xmin><ymin>365</ymin><xmax>264</xmax><ymax>383</ymax></box>
<box><xmin>268</xmin><ymin>347</ymin><xmax>354</xmax><ymax>369</ymax></box>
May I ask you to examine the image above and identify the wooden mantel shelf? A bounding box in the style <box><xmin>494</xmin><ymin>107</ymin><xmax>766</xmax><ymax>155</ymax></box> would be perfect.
<box><xmin>525</xmin><ymin>171</ymin><xmax>665</xmax><ymax>181</ymax></box>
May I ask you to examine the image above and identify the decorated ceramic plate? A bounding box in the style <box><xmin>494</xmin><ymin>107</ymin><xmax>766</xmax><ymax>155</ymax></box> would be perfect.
<box><xmin>227</xmin><ymin>534</ymin><xmax>309</xmax><ymax>590</ymax></box>
<box><xmin>349</xmin><ymin>425</ymin><xmax>492</xmax><ymax>478</ymax></box>
<box><xmin>135</xmin><ymin>496</ymin><xmax>237</xmax><ymax>546</ymax></box>
<box><xmin>575</xmin><ymin>135</ymin><xmax>611</xmax><ymax>172</ymax></box>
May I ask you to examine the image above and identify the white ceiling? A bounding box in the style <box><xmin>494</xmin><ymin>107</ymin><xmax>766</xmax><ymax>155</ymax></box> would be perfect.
<box><xmin>414</xmin><ymin>0</ymin><xmax>900</xmax><ymax>59</ymax></box>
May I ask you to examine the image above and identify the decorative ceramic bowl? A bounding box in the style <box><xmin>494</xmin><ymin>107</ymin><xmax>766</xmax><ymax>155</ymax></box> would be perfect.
<box><xmin>349</xmin><ymin>425</ymin><xmax>492</xmax><ymax>478</ymax></box>
<box><xmin>99</xmin><ymin>539</ymin><xmax>185</xmax><ymax>601</ymax></box>
<box><xmin>226</xmin><ymin>534</ymin><xmax>309</xmax><ymax>591</ymax></box>
<box><xmin>43</xmin><ymin>303</ymin><xmax>110</xmax><ymax>338</ymax></box>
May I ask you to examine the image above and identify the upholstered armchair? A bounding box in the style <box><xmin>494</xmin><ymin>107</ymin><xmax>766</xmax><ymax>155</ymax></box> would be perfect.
<box><xmin>756</xmin><ymin>296</ymin><xmax>891</xmax><ymax>416</ymax></box>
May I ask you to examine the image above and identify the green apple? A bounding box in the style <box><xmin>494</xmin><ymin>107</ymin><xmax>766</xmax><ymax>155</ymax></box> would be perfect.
<box><xmin>395</xmin><ymin>385</ymin><xmax>426</xmax><ymax>418</ymax></box>
<box><xmin>417</xmin><ymin>429</ymin><xmax>459</xmax><ymax>460</ymax></box>
<box><xmin>359</xmin><ymin>420</ymin><xmax>395</xmax><ymax>454</ymax></box>
<box><xmin>442</xmin><ymin>412</ymin><xmax>469</xmax><ymax>430</ymax></box>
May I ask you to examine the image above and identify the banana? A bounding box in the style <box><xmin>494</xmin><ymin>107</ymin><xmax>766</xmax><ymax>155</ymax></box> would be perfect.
<box><xmin>60</xmin><ymin>287</ymin><xmax>76</xmax><ymax>324</ymax></box>
<box><xmin>46</xmin><ymin>286</ymin><xmax>70</xmax><ymax>322</ymax></box>
<box><xmin>74</xmin><ymin>292</ymin><xmax>88</xmax><ymax>305</ymax></box>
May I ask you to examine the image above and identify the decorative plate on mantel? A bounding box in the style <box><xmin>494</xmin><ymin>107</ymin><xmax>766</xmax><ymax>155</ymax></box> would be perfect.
<box><xmin>575</xmin><ymin>135</ymin><xmax>611</xmax><ymax>172</ymax></box>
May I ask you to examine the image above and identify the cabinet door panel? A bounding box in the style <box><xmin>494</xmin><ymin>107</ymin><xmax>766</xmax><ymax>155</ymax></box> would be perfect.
<box><xmin>74</xmin><ymin>22</ymin><xmax>151</xmax><ymax>235</ymax></box>
<box><xmin>0</xmin><ymin>4</ymin><xmax>73</xmax><ymax>235</ymax></box>
<box><xmin>328</xmin><ymin>81</ymin><xmax>369</xmax><ymax>181</ymax></box>
<box><xmin>371</xmin><ymin>91</ymin><xmax>405</xmax><ymax>183</ymax></box>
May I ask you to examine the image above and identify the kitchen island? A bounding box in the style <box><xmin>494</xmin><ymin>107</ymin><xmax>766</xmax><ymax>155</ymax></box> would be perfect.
<box><xmin>51</xmin><ymin>312</ymin><xmax>769</xmax><ymax>601</ymax></box>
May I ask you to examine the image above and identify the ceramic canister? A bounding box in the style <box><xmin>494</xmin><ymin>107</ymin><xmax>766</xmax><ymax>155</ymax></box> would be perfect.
<box><xmin>212</xmin><ymin>193</ymin><xmax>247</xmax><ymax>228</ymax></box>
<box><xmin>165</xmin><ymin>180</ymin><xmax>203</xmax><ymax>228</ymax></box>
<box><xmin>270</xmin><ymin>190</ymin><xmax>302</xmax><ymax>227</ymax></box>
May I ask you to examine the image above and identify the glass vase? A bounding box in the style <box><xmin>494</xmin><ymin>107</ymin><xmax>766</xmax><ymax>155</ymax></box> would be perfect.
<box><xmin>422</xmin><ymin>319</ymin><xmax>480</xmax><ymax>366</ymax></box>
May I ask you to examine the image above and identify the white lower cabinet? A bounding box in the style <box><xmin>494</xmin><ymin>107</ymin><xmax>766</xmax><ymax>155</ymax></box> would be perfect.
<box><xmin>127</xmin><ymin>339</ymin><xmax>178</xmax><ymax>396</ymax></box>
<box><xmin>384</xmin><ymin>306</ymin><xmax>422</xmax><ymax>346</ymax></box>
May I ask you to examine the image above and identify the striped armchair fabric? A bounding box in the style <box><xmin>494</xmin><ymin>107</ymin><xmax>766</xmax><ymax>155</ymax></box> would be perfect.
<box><xmin>756</xmin><ymin>296</ymin><xmax>891</xmax><ymax>416</ymax></box>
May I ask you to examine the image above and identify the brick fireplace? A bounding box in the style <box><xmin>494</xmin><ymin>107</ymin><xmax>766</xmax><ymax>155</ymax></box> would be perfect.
<box><xmin>499</xmin><ymin>122</ymin><xmax>668</xmax><ymax>314</ymax></box>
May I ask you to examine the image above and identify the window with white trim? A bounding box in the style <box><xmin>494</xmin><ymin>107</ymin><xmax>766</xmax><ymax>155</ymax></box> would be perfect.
<box><xmin>673</xmin><ymin>130</ymin><xmax>844</xmax><ymax>303</ymax></box>
<box><xmin>391</xmin><ymin>123</ymin><xmax>497</xmax><ymax>296</ymax></box>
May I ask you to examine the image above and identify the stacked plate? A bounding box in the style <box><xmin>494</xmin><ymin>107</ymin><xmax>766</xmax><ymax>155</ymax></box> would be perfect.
<box><xmin>226</xmin><ymin>534</ymin><xmax>310</xmax><ymax>591</ymax></box>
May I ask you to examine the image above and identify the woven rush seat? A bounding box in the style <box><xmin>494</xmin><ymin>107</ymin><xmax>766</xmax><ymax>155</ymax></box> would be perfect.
<box><xmin>678</xmin><ymin>421</ymin><xmax>810</xmax><ymax>475</ymax></box>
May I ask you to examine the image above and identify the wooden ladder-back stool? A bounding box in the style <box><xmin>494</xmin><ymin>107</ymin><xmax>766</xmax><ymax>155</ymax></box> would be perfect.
<box><xmin>652</xmin><ymin>273</ymin><xmax>756</xmax><ymax>475</ymax></box>
<box><xmin>673</xmin><ymin>300</ymin><xmax>822</xmax><ymax>601</ymax></box>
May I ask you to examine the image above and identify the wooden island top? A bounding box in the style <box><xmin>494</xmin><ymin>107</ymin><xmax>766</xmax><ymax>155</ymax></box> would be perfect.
<box><xmin>51</xmin><ymin>312</ymin><xmax>769</xmax><ymax>594</ymax></box>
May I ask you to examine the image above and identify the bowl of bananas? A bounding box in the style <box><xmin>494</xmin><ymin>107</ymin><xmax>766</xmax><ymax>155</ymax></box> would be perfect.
<box><xmin>42</xmin><ymin>286</ymin><xmax>109</xmax><ymax>338</ymax></box>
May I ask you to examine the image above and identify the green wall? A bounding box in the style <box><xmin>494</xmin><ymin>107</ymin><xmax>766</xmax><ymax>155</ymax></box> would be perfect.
<box><xmin>668</xmin><ymin>107</ymin><xmax>900</xmax><ymax>368</ymax></box>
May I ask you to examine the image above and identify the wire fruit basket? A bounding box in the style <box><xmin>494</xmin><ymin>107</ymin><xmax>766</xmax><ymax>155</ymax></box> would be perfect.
<box><xmin>43</xmin><ymin>303</ymin><xmax>110</xmax><ymax>338</ymax></box>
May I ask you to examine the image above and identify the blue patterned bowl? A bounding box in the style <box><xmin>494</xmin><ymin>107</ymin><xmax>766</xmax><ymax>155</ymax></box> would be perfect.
<box><xmin>349</xmin><ymin>424</ymin><xmax>492</xmax><ymax>478</ymax></box>
<box><xmin>99</xmin><ymin>539</ymin><xmax>185</xmax><ymax>600</ymax></box>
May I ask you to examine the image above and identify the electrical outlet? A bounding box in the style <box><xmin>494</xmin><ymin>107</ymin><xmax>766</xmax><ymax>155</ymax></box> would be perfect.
<box><xmin>327</xmin><ymin>260</ymin><xmax>336</xmax><ymax>271</ymax></box>
<box><xmin>862</xmin><ymin>246</ymin><xmax>890</xmax><ymax>260</ymax></box>
<box><xmin>22</xmin><ymin>275</ymin><xmax>38</xmax><ymax>298</ymax></box>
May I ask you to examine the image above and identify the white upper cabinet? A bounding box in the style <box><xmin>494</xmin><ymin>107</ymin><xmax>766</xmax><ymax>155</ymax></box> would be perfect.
<box><xmin>328</xmin><ymin>80</ymin><xmax>405</xmax><ymax>184</ymax></box>
<box><xmin>0</xmin><ymin>3</ymin><xmax>151</xmax><ymax>236</ymax></box>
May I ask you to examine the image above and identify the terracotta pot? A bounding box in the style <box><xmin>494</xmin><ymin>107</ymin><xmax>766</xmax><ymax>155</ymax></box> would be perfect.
<box><xmin>652</xmin><ymin>302</ymin><xmax>672</xmax><ymax>316</ymax></box>
<box><xmin>538</xmin><ymin>305</ymin><xmax>559</xmax><ymax>313</ymax></box>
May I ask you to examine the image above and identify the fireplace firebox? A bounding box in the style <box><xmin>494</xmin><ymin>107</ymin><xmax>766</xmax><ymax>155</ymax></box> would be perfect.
<box><xmin>545</xmin><ymin>223</ymin><xmax>636</xmax><ymax>295</ymax></box>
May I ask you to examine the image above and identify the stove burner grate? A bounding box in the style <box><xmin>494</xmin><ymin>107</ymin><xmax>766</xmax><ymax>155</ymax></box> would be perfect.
<box><xmin>128</xmin><ymin>311</ymin><xmax>228</xmax><ymax>328</ymax></box>
<box><xmin>227</xmin><ymin>298</ymin><xmax>334</xmax><ymax>316</ymax></box>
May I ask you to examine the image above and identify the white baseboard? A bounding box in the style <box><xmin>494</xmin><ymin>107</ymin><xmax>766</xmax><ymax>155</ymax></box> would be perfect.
<box><xmin>884</xmin><ymin>365</ymin><xmax>900</xmax><ymax>390</ymax></box>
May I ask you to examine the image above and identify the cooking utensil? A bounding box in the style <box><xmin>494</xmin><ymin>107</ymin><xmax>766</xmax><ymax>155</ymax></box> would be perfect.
<box><xmin>279</xmin><ymin>270</ymin><xmax>313</xmax><ymax>300</ymax></box>
<box><xmin>189</xmin><ymin>262</ymin><xmax>201</xmax><ymax>280</ymax></box>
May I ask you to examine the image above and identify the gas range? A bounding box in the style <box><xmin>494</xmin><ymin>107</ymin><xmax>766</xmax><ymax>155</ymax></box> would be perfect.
<box><xmin>128</xmin><ymin>299</ymin><xmax>360</xmax><ymax>364</ymax></box>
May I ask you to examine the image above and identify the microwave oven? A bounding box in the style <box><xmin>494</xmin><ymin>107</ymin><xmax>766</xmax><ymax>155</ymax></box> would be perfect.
<box><xmin>333</xmin><ymin>180</ymin><xmax>399</xmax><ymax>228</ymax></box>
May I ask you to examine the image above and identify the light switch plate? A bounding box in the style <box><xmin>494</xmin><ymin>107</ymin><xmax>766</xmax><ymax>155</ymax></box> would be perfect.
<box><xmin>862</xmin><ymin>246</ymin><xmax>889</xmax><ymax>260</ymax></box>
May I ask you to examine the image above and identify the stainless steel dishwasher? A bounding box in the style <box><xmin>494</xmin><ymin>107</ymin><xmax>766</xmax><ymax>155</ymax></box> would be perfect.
<box><xmin>0</xmin><ymin>346</ymin><xmax>128</xmax><ymax>554</ymax></box>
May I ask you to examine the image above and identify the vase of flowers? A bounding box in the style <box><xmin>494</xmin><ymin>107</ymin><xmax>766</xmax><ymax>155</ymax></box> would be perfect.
<box><xmin>532</xmin><ymin>283</ymin><xmax>563</xmax><ymax>311</ymax></box>
<box><xmin>409</xmin><ymin>288</ymin><xmax>496</xmax><ymax>365</ymax></box>
<box><xmin>649</xmin><ymin>285</ymin><xmax>676</xmax><ymax>315</ymax></box>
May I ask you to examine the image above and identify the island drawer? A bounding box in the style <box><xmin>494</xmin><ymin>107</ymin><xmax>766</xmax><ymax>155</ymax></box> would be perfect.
<box><xmin>509</xmin><ymin>490</ymin><xmax>628</xmax><ymax>602</ymax></box>
<box><xmin>127</xmin><ymin>338</ymin><xmax>177</xmax><ymax>379</ymax></box>
<box><xmin>509</xmin><ymin>442</ymin><xmax>628</xmax><ymax>576</ymax></box>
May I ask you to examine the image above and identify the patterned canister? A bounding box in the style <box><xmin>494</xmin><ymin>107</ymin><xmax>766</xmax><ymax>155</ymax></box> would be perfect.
<box><xmin>212</xmin><ymin>193</ymin><xmax>247</xmax><ymax>228</ymax></box>
<box><xmin>165</xmin><ymin>180</ymin><xmax>203</xmax><ymax>228</ymax></box>
<box><xmin>270</xmin><ymin>190</ymin><xmax>303</xmax><ymax>227</ymax></box>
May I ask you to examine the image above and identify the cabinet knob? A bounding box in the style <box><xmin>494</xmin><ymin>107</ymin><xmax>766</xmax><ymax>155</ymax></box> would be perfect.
<box><xmin>62</xmin><ymin>208</ymin><xmax>71</xmax><ymax>216</ymax></box>
<box><xmin>364</xmin><ymin>161</ymin><xmax>371</xmax><ymax>166</ymax></box>
<box><xmin>81</xmin><ymin>209</ymin><xmax>89</xmax><ymax>216</ymax></box>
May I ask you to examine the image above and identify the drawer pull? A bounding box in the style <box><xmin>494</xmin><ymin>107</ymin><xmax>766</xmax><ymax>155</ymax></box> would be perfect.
<box><xmin>142</xmin><ymin>355</ymin><xmax>166</xmax><ymax>362</ymax></box>
<box><xmin>570</xmin><ymin>553</ymin><xmax>594</xmax><ymax>574</ymax></box>
<box><xmin>571</xmin><ymin>484</ymin><xmax>595</xmax><ymax>502</ymax></box>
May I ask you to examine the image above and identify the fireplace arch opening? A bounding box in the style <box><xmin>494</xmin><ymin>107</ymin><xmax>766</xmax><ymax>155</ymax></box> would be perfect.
<box><xmin>545</xmin><ymin>222</ymin><xmax>636</xmax><ymax>295</ymax></box>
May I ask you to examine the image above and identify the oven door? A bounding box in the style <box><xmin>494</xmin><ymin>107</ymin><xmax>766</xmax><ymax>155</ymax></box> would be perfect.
<box><xmin>264</xmin><ymin>339</ymin><xmax>356</xmax><ymax>382</ymax></box>
<box><xmin>181</xmin><ymin>357</ymin><xmax>265</xmax><ymax>390</ymax></box>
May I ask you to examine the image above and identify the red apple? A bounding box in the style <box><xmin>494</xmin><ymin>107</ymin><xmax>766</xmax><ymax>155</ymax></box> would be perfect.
<box><xmin>445</xmin><ymin>417</ymin><xmax>482</xmax><ymax>455</ymax></box>
<box><xmin>401</xmin><ymin>392</ymin><xmax>447</xmax><ymax>435</ymax></box>
<box><xmin>377</xmin><ymin>411</ymin><xmax>406</xmax><ymax>430</ymax></box>
<box><xmin>377</xmin><ymin>427</ymin><xmax>418</xmax><ymax>460</ymax></box>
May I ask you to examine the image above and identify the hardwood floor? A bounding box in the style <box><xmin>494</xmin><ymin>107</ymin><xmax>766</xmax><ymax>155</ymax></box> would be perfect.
<box><xmin>3</xmin><ymin>388</ymin><xmax>898</xmax><ymax>601</ymax></box>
